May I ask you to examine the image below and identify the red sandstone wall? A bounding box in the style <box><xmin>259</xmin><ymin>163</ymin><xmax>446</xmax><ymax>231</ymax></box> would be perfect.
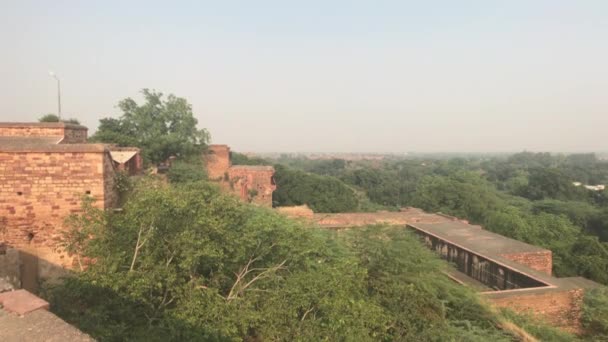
<box><xmin>276</xmin><ymin>205</ymin><xmax>314</xmax><ymax>218</ymax></box>
<box><xmin>485</xmin><ymin>289</ymin><xmax>584</xmax><ymax>333</ymax></box>
<box><xmin>60</xmin><ymin>126</ymin><xmax>87</xmax><ymax>143</ymax></box>
<box><xmin>227</xmin><ymin>168</ymin><xmax>276</xmax><ymax>207</ymax></box>
<box><xmin>0</xmin><ymin>150</ymin><xmax>114</xmax><ymax>278</ymax></box>
<box><xmin>501</xmin><ymin>251</ymin><xmax>553</xmax><ymax>276</ymax></box>
<box><xmin>0</xmin><ymin>124</ymin><xmax>87</xmax><ymax>143</ymax></box>
<box><xmin>205</xmin><ymin>145</ymin><xmax>231</xmax><ymax>180</ymax></box>
<box><xmin>0</xmin><ymin>126</ymin><xmax>65</xmax><ymax>137</ymax></box>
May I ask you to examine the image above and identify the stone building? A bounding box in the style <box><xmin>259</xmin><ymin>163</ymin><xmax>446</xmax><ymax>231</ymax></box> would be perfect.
<box><xmin>204</xmin><ymin>144</ymin><xmax>276</xmax><ymax>206</ymax></box>
<box><xmin>0</xmin><ymin>122</ymin><xmax>141</xmax><ymax>291</ymax></box>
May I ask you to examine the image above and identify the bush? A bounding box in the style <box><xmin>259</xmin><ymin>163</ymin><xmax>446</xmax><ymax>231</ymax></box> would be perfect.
<box><xmin>167</xmin><ymin>159</ymin><xmax>206</xmax><ymax>184</ymax></box>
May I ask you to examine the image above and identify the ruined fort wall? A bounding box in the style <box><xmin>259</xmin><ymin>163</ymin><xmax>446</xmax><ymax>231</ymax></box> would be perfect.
<box><xmin>0</xmin><ymin>126</ymin><xmax>65</xmax><ymax>138</ymax></box>
<box><xmin>205</xmin><ymin>145</ymin><xmax>231</xmax><ymax>180</ymax></box>
<box><xmin>0</xmin><ymin>123</ymin><xmax>87</xmax><ymax>143</ymax></box>
<box><xmin>102</xmin><ymin>152</ymin><xmax>118</xmax><ymax>208</ymax></box>
<box><xmin>500</xmin><ymin>251</ymin><xmax>553</xmax><ymax>276</ymax></box>
<box><xmin>60</xmin><ymin>126</ymin><xmax>88</xmax><ymax>143</ymax></box>
<box><xmin>227</xmin><ymin>168</ymin><xmax>276</xmax><ymax>207</ymax></box>
<box><xmin>485</xmin><ymin>289</ymin><xmax>584</xmax><ymax>333</ymax></box>
<box><xmin>0</xmin><ymin>150</ymin><xmax>113</xmax><ymax>280</ymax></box>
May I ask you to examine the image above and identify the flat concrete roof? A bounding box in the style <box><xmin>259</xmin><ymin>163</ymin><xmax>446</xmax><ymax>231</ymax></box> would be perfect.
<box><xmin>0</xmin><ymin>308</ymin><xmax>94</xmax><ymax>341</ymax></box>
<box><xmin>0</xmin><ymin>122</ymin><xmax>87</xmax><ymax>130</ymax></box>
<box><xmin>230</xmin><ymin>165</ymin><xmax>275</xmax><ymax>171</ymax></box>
<box><xmin>409</xmin><ymin>221</ymin><xmax>602</xmax><ymax>293</ymax></box>
<box><xmin>410</xmin><ymin>221</ymin><xmax>548</xmax><ymax>255</ymax></box>
<box><xmin>0</xmin><ymin>142</ymin><xmax>108</xmax><ymax>153</ymax></box>
<box><xmin>313</xmin><ymin>209</ymin><xmax>448</xmax><ymax>228</ymax></box>
<box><xmin>0</xmin><ymin>289</ymin><xmax>93</xmax><ymax>341</ymax></box>
<box><xmin>0</xmin><ymin>136</ymin><xmax>63</xmax><ymax>148</ymax></box>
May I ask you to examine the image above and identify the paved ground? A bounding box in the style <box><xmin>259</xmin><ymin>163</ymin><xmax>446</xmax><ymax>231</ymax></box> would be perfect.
<box><xmin>0</xmin><ymin>308</ymin><xmax>94</xmax><ymax>342</ymax></box>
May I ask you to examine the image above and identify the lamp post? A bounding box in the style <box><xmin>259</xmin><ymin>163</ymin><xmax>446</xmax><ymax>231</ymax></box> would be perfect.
<box><xmin>48</xmin><ymin>71</ymin><xmax>61</xmax><ymax>120</ymax></box>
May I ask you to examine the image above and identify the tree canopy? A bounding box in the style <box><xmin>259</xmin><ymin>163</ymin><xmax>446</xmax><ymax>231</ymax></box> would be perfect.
<box><xmin>91</xmin><ymin>89</ymin><xmax>209</xmax><ymax>165</ymax></box>
<box><xmin>44</xmin><ymin>178</ymin><xmax>570</xmax><ymax>341</ymax></box>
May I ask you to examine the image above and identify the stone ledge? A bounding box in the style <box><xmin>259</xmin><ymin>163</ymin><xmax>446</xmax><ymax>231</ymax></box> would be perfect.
<box><xmin>0</xmin><ymin>289</ymin><xmax>50</xmax><ymax>315</ymax></box>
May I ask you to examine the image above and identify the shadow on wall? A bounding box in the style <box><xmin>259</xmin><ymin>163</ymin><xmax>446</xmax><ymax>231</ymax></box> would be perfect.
<box><xmin>0</xmin><ymin>245</ymin><xmax>70</xmax><ymax>294</ymax></box>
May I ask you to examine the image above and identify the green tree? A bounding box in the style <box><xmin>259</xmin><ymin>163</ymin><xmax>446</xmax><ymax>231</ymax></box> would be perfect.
<box><xmin>91</xmin><ymin>89</ymin><xmax>209</xmax><ymax>165</ymax></box>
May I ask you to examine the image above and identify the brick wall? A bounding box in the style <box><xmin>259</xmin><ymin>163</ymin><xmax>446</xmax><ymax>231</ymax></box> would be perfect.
<box><xmin>205</xmin><ymin>145</ymin><xmax>231</xmax><ymax>180</ymax></box>
<box><xmin>0</xmin><ymin>147</ymin><xmax>116</xmax><ymax>279</ymax></box>
<box><xmin>61</xmin><ymin>126</ymin><xmax>88</xmax><ymax>143</ymax></box>
<box><xmin>0</xmin><ymin>123</ymin><xmax>87</xmax><ymax>143</ymax></box>
<box><xmin>227</xmin><ymin>167</ymin><xmax>276</xmax><ymax>207</ymax></box>
<box><xmin>485</xmin><ymin>288</ymin><xmax>584</xmax><ymax>333</ymax></box>
<box><xmin>501</xmin><ymin>251</ymin><xmax>553</xmax><ymax>275</ymax></box>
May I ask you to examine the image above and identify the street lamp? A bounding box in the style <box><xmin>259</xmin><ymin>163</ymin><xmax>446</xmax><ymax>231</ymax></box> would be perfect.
<box><xmin>48</xmin><ymin>71</ymin><xmax>61</xmax><ymax>120</ymax></box>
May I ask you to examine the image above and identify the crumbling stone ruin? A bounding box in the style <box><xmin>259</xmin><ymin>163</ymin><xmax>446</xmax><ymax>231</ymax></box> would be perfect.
<box><xmin>278</xmin><ymin>207</ymin><xmax>600</xmax><ymax>333</ymax></box>
<box><xmin>204</xmin><ymin>144</ymin><xmax>276</xmax><ymax>207</ymax></box>
<box><xmin>0</xmin><ymin>122</ymin><xmax>141</xmax><ymax>291</ymax></box>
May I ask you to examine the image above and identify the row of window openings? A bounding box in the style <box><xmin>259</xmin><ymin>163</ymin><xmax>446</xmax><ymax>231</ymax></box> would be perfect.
<box><xmin>16</xmin><ymin>190</ymin><xmax>91</xmax><ymax>195</ymax></box>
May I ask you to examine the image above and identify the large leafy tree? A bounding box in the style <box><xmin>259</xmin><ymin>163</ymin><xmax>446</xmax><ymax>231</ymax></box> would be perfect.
<box><xmin>91</xmin><ymin>89</ymin><xmax>209</xmax><ymax>164</ymax></box>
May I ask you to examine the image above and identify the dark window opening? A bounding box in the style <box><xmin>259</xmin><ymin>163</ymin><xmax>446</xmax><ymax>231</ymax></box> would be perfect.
<box><xmin>17</xmin><ymin>191</ymin><xmax>23</xmax><ymax>196</ymax></box>
<box><xmin>85</xmin><ymin>190</ymin><xmax>91</xmax><ymax>195</ymax></box>
<box><xmin>27</xmin><ymin>232</ymin><xmax>35</xmax><ymax>243</ymax></box>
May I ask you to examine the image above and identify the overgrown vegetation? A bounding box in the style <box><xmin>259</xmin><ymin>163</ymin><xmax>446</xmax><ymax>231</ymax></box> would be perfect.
<box><xmin>272</xmin><ymin>164</ymin><xmax>358</xmax><ymax>212</ymax></box>
<box><xmin>43</xmin><ymin>177</ymin><xmax>575</xmax><ymax>341</ymax></box>
<box><xmin>38</xmin><ymin>113</ymin><xmax>81</xmax><ymax>124</ymax></box>
<box><xmin>166</xmin><ymin>157</ymin><xmax>207</xmax><ymax>184</ymax></box>
<box><xmin>582</xmin><ymin>287</ymin><xmax>608</xmax><ymax>339</ymax></box>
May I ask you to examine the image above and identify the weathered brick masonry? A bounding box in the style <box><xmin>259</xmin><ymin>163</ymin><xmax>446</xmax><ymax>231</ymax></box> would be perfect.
<box><xmin>0</xmin><ymin>145</ymin><xmax>116</xmax><ymax>281</ymax></box>
<box><xmin>485</xmin><ymin>288</ymin><xmax>585</xmax><ymax>333</ymax></box>
<box><xmin>500</xmin><ymin>251</ymin><xmax>553</xmax><ymax>276</ymax></box>
<box><xmin>0</xmin><ymin>122</ymin><xmax>87</xmax><ymax>143</ymax></box>
<box><xmin>0</xmin><ymin>122</ymin><xmax>140</xmax><ymax>290</ymax></box>
<box><xmin>204</xmin><ymin>144</ymin><xmax>276</xmax><ymax>207</ymax></box>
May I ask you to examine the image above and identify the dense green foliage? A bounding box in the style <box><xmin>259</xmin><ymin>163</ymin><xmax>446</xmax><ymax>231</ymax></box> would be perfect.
<box><xmin>582</xmin><ymin>287</ymin><xmax>608</xmax><ymax>339</ymax></box>
<box><xmin>90</xmin><ymin>89</ymin><xmax>209</xmax><ymax>165</ymax></box>
<box><xmin>45</xmin><ymin>179</ymin><xmax>565</xmax><ymax>341</ymax></box>
<box><xmin>272</xmin><ymin>165</ymin><xmax>358</xmax><ymax>212</ymax></box>
<box><xmin>167</xmin><ymin>158</ymin><xmax>207</xmax><ymax>184</ymax></box>
<box><xmin>272</xmin><ymin>152</ymin><xmax>608</xmax><ymax>287</ymax></box>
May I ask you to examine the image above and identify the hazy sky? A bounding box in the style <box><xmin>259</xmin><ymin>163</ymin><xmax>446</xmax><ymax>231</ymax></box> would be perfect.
<box><xmin>1</xmin><ymin>1</ymin><xmax>607</xmax><ymax>153</ymax></box>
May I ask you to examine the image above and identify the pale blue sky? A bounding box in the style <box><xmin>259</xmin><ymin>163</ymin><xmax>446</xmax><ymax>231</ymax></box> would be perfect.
<box><xmin>1</xmin><ymin>1</ymin><xmax>607</xmax><ymax>152</ymax></box>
